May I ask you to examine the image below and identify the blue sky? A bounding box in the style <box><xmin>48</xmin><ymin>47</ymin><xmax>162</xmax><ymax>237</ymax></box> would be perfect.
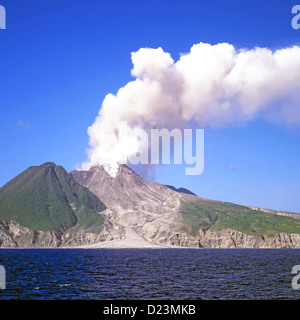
<box><xmin>0</xmin><ymin>0</ymin><xmax>300</xmax><ymax>212</ymax></box>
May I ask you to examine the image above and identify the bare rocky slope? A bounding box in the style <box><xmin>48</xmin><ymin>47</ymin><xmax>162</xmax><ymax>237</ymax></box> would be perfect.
<box><xmin>71</xmin><ymin>165</ymin><xmax>300</xmax><ymax>248</ymax></box>
<box><xmin>71</xmin><ymin>165</ymin><xmax>196</xmax><ymax>247</ymax></box>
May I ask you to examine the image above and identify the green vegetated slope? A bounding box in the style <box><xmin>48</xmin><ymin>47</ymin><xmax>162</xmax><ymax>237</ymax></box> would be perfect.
<box><xmin>181</xmin><ymin>199</ymin><xmax>300</xmax><ymax>238</ymax></box>
<box><xmin>0</xmin><ymin>162</ymin><xmax>106</xmax><ymax>232</ymax></box>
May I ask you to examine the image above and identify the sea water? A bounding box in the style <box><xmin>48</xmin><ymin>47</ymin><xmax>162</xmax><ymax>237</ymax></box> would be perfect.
<box><xmin>0</xmin><ymin>248</ymin><xmax>299</xmax><ymax>300</ymax></box>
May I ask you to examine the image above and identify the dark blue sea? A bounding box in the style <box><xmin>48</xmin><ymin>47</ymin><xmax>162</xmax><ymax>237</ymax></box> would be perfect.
<box><xmin>0</xmin><ymin>249</ymin><xmax>300</xmax><ymax>300</ymax></box>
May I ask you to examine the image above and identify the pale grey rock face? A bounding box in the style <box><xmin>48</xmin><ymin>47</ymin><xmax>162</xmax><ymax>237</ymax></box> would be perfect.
<box><xmin>71</xmin><ymin>165</ymin><xmax>180</xmax><ymax>212</ymax></box>
<box><xmin>0</xmin><ymin>220</ymin><xmax>62</xmax><ymax>248</ymax></box>
<box><xmin>0</xmin><ymin>220</ymin><xmax>111</xmax><ymax>248</ymax></box>
<box><xmin>156</xmin><ymin>231</ymin><xmax>199</xmax><ymax>247</ymax></box>
<box><xmin>0</xmin><ymin>224</ymin><xmax>17</xmax><ymax>247</ymax></box>
<box><xmin>197</xmin><ymin>228</ymin><xmax>300</xmax><ymax>248</ymax></box>
<box><xmin>71</xmin><ymin>165</ymin><xmax>192</xmax><ymax>247</ymax></box>
<box><xmin>62</xmin><ymin>231</ymin><xmax>113</xmax><ymax>247</ymax></box>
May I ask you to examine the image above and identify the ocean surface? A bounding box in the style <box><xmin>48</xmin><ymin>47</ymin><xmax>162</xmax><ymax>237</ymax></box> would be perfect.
<box><xmin>0</xmin><ymin>248</ymin><xmax>300</xmax><ymax>300</ymax></box>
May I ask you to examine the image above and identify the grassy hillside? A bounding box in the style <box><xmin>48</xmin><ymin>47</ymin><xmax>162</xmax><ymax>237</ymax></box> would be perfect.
<box><xmin>0</xmin><ymin>162</ymin><xmax>106</xmax><ymax>232</ymax></box>
<box><xmin>181</xmin><ymin>199</ymin><xmax>300</xmax><ymax>238</ymax></box>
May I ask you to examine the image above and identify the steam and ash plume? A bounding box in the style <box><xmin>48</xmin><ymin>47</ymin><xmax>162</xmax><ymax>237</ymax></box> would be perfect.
<box><xmin>82</xmin><ymin>42</ymin><xmax>300</xmax><ymax>175</ymax></box>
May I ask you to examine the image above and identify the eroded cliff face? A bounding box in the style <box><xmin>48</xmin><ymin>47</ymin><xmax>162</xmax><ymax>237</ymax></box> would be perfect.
<box><xmin>62</xmin><ymin>228</ymin><xmax>113</xmax><ymax>247</ymax></box>
<box><xmin>155</xmin><ymin>231</ymin><xmax>200</xmax><ymax>248</ymax></box>
<box><xmin>197</xmin><ymin>228</ymin><xmax>300</xmax><ymax>248</ymax></box>
<box><xmin>0</xmin><ymin>220</ymin><xmax>62</xmax><ymax>248</ymax></box>
<box><xmin>142</xmin><ymin>227</ymin><xmax>300</xmax><ymax>249</ymax></box>
<box><xmin>2</xmin><ymin>219</ymin><xmax>300</xmax><ymax>249</ymax></box>
<box><xmin>0</xmin><ymin>220</ymin><xmax>112</xmax><ymax>248</ymax></box>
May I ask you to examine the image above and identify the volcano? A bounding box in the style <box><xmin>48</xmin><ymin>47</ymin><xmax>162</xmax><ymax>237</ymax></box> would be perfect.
<box><xmin>71</xmin><ymin>164</ymin><xmax>193</xmax><ymax>247</ymax></box>
<box><xmin>1</xmin><ymin>162</ymin><xmax>300</xmax><ymax>248</ymax></box>
<box><xmin>0</xmin><ymin>162</ymin><xmax>107</xmax><ymax>247</ymax></box>
<box><xmin>70</xmin><ymin>164</ymin><xmax>300</xmax><ymax>248</ymax></box>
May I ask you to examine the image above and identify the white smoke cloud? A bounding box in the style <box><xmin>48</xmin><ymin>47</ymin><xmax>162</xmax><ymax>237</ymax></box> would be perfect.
<box><xmin>82</xmin><ymin>42</ymin><xmax>300</xmax><ymax>172</ymax></box>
